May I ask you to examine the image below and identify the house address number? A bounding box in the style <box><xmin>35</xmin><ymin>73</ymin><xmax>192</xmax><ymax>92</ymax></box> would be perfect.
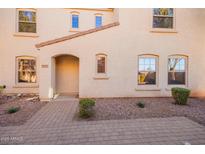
<box><xmin>41</xmin><ymin>64</ymin><xmax>49</xmax><ymax>68</ymax></box>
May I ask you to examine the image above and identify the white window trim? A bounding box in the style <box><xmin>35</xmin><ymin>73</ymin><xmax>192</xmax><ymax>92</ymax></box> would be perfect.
<box><xmin>166</xmin><ymin>55</ymin><xmax>189</xmax><ymax>90</ymax></box>
<box><xmin>70</xmin><ymin>11</ymin><xmax>80</xmax><ymax>32</ymax></box>
<box><xmin>15</xmin><ymin>56</ymin><xmax>38</xmax><ymax>87</ymax></box>
<box><xmin>93</xmin><ymin>53</ymin><xmax>109</xmax><ymax>80</ymax></box>
<box><xmin>14</xmin><ymin>8</ymin><xmax>39</xmax><ymax>37</ymax></box>
<box><xmin>94</xmin><ymin>13</ymin><xmax>103</xmax><ymax>28</ymax></box>
<box><xmin>136</xmin><ymin>54</ymin><xmax>160</xmax><ymax>91</ymax></box>
<box><xmin>150</xmin><ymin>8</ymin><xmax>177</xmax><ymax>33</ymax></box>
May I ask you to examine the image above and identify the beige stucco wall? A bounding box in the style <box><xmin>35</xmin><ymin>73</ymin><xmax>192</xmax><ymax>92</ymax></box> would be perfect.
<box><xmin>0</xmin><ymin>8</ymin><xmax>205</xmax><ymax>99</ymax></box>
<box><xmin>0</xmin><ymin>8</ymin><xmax>39</xmax><ymax>93</ymax></box>
<box><xmin>37</xmin><ymin>8</ymin><xmax>205</xmax><ymax>99</ymax></box>
<box><xmin>0</xmin><ymin>8</ymin><xmax>114</xmax><ymax>94</ymax></box>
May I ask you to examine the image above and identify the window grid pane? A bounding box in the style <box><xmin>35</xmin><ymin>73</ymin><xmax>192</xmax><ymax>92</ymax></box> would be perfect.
<box><xmin>168</xmin><ymin>57</ymin><xmax>186</xmax><ymax>85</ymax></box>
<box><xmin>72</xmin><ymin>15</ymin><xmax>79</xmax><ymax>28</ymax></box>
<box><xmin>18</xmin><ymin>58</ymin><xmax>37</xmax><ymax>83</ymax></box>
<box><xmin>153</xmin><ymin>8</ymin><xmax>173</xmax><ymax>16</ymax></box>
<box><xmin>95</xmin><ymin>16</ymin><xmax>102</xmax><ymax>28</ymax></box>
<box><xmin>19</xmin><ymin>11</ymin><xmax>36</xmax><ymax>22</ymax></box>
<box><xmin>153</xmin><ymin>8</ymin><xmax>174</xmax><ymax>29</ymax></box>
<box><xmin>97</xmin><ymin>56</ymin><xmax>106</xmax><ymax>73</ymax></box>
<box><xmin>18</xmin><ymin>10</ymin><xmax>36</xmax><ymax>33</ymax></box>
<box><xmin>168</xmin><ymin>58</ymin><xmax>186</xmax><ymax>72</ymax></box>
<box><xmin>138</xmin><ymin>57</ymin><xmax>157</xmax><ymax>85</ymax></box>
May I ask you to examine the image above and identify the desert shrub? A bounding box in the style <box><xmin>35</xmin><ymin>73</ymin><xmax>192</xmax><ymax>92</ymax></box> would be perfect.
<box><xmin>0</xmin><ymin>85</ymin><xmax>6</xmax><ymax>93</ymax></box>
<box><xmin>79</xmin><ymin>99</ymin><xmax>95</xmax><ymax>118</ymax></box>
<box><xmin>7</xmin><ymin>106</ymin><xmax>20</xmax><ymax>114</ymax></box>
<box><xmin>137</xmin><ymin>101</ymin><xmax>145</xmax><ymax>108</ymax></box>
<box><xmin>171</xmin><ymin>87</ymin><xmax>191</xmax><ymax>105</ymax></box>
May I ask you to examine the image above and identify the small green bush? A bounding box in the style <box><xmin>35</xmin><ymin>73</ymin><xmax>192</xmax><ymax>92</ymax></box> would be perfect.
<box><xmin>171</xmin><ymin>87</ymin><xmax>191</xmax><ymax>105</ymax></box>
<box><xmin>137</xmin><ymin>101</ymin><xmax>145</xmax><ymax>108</ymax></box>
<box><xmin>0</xmin><ymin>85</ymin><xmax>6</xmax><ymax>93</ymax></box>
<box><xmin>79</xmin><ymin>99</ymin><xmax>95</xmax><ymax>118</ymax></box>
<box><xmin>7</xmin><ymin>106</ymin><xmax>20</xmax><ymax>114</ymax></box>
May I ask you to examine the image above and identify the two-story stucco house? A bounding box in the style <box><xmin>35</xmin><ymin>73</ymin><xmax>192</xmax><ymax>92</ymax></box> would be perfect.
<box><xmin>0</xmin><ymin>8</ymin><xmax>205</xmax><ymax>100</ymax></box>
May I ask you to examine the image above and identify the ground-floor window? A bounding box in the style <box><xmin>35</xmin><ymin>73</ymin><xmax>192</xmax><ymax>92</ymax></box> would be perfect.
<box><xmin>138</xmin><ymin>55</ymin><xmax>158</xmax><ymax>85</ymax></box>
<box><xmin>168</xmin><ymin>55</ymin><xmax>187</xmax><ymax>85</ymax></box>
<box><xmin>16</xmin><ymin>56</ymin><xmax>37</xmax><ymax>83</ymax></box>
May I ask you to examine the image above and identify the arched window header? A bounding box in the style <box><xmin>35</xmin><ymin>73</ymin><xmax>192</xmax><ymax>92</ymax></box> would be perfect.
<box><xmin>96</xmin><ymin>53</ymin><xmax>107</xmax><ymax>56</ymax></box>
<box><xmin>94</xmin><ymin>13</ymin><xmax>103</xmax><ymax>16</ymax></box>
<box><xmin>70</xmin><ymin>11</ymin><xmax>80</xmax><ymax>15</ymax></box>
<box><xmin>168</xmin><ymin>54</ymin><xmax>188</xmax><ymax>58</ymax></box>
<box><xmin>138</xmin><ymin>54</ymin><xmax>159</xmax><ymax>57</ymax></box>
<box><xmin>16</xmin><ymin>56</ymin><xmax>36</xmax><ymax>59</ymax></box>
<box><xmin>17</xmin><ymin>8</ymin><xmax>37</xmax><ymax>11</ymax></box>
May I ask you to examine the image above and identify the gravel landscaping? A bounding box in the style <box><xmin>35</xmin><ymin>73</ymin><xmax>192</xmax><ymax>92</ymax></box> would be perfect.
<box><xmin>79</xmin><ymin>97</ymin><xmax>205</xmax><ymax>126</ymax></box>
<box><xmin>0</xmin><ymin>94</ymin><xmax>47</xmax><ymax>127</ymax></box>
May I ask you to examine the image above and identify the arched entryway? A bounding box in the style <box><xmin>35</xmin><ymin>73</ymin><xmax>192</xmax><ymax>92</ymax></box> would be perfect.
<box><xmin>52</xmin><ymin>54</ymin><xmax>79</xmax><ymax>97</ymax></box>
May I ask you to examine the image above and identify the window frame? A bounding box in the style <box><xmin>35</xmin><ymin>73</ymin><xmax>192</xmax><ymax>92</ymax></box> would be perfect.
<box><xmin>70</xmin><ymin>11</ymin><xmax>80</xmax><ymax>31</ymax></box>
<box><xmin>15</xmin><ymin>56</ymin><xmax>38</xmax><ymax>86</ymax></box>
<box><xmin>16</xmin><ymin>8</ymin><xmax>37</xmax><ymax>34</ymax></box>
<box><xmin>96</xmin><ymin>54</ymin><xmax>107</xmax><ymax>74</ymax></box>
<box><xmin>95</xmin><ymin>13</ymin><xmax>103</xmax><ymax>28</ymax></box>
<box><xmin>94</xmin><ymin>53</ymin><xmax>109</xmax><ymax>80</ymax></box>
<box><xmin>137</xmin><ymin>54</ymin><xmax>159</xmax><ymax>89</ymax></box>
<box><xmin>150</xmin><ymin>8</ymin><xmax>177</xmax><ymax>33</ymax></box>
<box><xmin>167</xmin><ymin>55</ymin><xmax>188</xmax><ymax>88</ymax></box>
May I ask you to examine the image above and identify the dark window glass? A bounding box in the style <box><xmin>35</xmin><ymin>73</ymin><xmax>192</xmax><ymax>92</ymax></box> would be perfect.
<box><xmin>97</xmin><ymin>56</ymin><xmax>106</xmax><ymax>73</ymax></box>
<box><xmin>138</xmin><ymin>57</ymin><xmax>156</xmax><ymax>85</ymax></box>
<box><xmin>153</xmin><ymin>17</ymin><xmax>173</xmax><ymax>28</ymax></box>
<box><xmin>18</xmin><ymin>11</ymin><xmax>36</xmax><ymax>33</ymax></box>
<box><xmin>19</xmin><ymin>22</ymin><xmax>36</xmax><ymax>33</ymax></box>
<box><xmin>153</xmin><ymin>8</ymin><xmax>174</xmax><ymax>29</ymax></box>
<box><xmin>168</xmin><ymin>57</ymin><xmax>186</xmax><ymax>85</ymax></box>
<box><xmin>18</xmin><ymin>58</ymin><xmax>37</xmax><ymax>83</ymax></box>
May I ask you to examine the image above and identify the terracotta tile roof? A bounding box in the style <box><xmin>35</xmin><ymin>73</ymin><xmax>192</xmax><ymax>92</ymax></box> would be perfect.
<box><xmin>35</xmin><ymin>22</ymin><xmax>120</xmax><ymax>48</ymax></box>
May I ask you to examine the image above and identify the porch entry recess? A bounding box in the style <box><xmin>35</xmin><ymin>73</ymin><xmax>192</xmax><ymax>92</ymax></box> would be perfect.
<box><xmin>54</xmin><ymin>55</ymin><xmax>79</xmax><ymax>97</ymax></box>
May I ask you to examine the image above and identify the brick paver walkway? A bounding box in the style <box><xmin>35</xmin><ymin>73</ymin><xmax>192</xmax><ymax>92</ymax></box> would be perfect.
<box><xmin>25</xmin><ymin>97</ymin><xmax>78</xmax><ymax>128</ymax></box>
<box><xmin>0</xmin><ymin>98</ymin><xmax>205</xmax><ymax>145</ymax></box>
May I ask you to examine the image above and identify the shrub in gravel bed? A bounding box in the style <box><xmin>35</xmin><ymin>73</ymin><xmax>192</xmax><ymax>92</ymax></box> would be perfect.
<box><xmin>0</xmin><ymin>85</ymin><xmax>6</xmax><ymax>91</ymax></box>
<box><xmin>137</xmin><ymin>101</ymin><xmax>145</xmax><ymax>108</ymax></box>
<box><xmin>79</xmin><ymin>98</ymin><xmax>95</xmax><ymax>118</ymax></box>
<box><xmin>171</xmin><ymin>87</ymin><xmax>191</xmax><ymax>105</ymax></box>
<box><xmin>0</xmin><ymin>85</ymin><xmax>6</xmax><ymax>95</ymax></box>
<box><xmin>7</xmin><ymin>106</ymin><xmax>20</xmax><ymax>114</ymax></box>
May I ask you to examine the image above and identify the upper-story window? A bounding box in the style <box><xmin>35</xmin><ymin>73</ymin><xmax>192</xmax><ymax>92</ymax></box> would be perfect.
<box><xmin>138</xmin><ymin>55</ymin><xmax>158</xmax><ymax>85</ymax></box>
<box><xmin>16</xmin><ymin>56</ymin><xmax>37</xmax><ymax>84</ymax></box>
<box><xmin>96</xmin><ymin>54</ymin><xmax>107</xmax><ymax>74</ymax></box>
<box><xmin>153</xmin><ymin>8</ymin><xmax>174</xmax><ymax>29</ymax></box>
<box><xmin>17</xmin><ymin>9</ymin><xmax>36</xmax><ymax>33</ymax></box>
<box><xmin>168</xmin><ymin>55</ymin><xmax>188</xmax><ymax>85</ymax></box>
<box><xmin>71</xmin><ymin>12</ymin><xmax>79</xmax><ymax>29</ymax></box>
<box><xmin>95</xmin><ymin>15</ymin><xmax>102</xmax><ymax>28</ymax></box>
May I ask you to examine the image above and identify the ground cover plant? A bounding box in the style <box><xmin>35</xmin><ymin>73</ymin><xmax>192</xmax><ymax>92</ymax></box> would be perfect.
<box><xmin>7</xmin><ymin>106</ymin><xmax>20</xmax><ymax>114</ymax></box>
